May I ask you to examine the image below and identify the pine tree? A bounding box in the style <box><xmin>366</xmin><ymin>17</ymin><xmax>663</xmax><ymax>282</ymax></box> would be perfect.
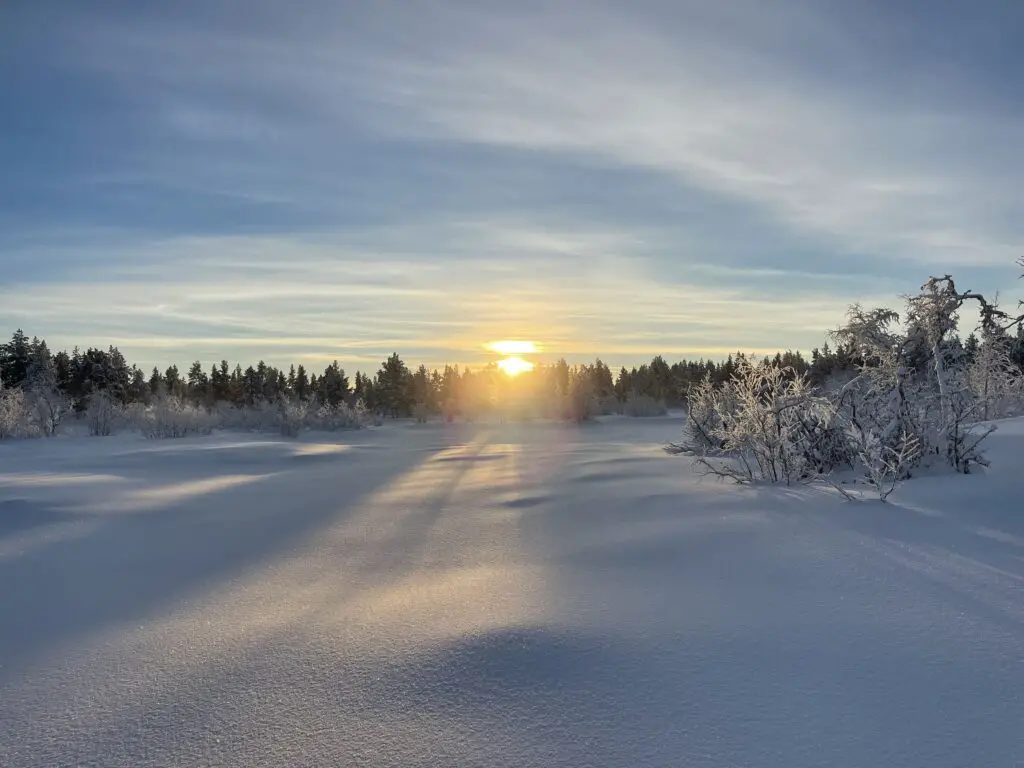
<box><xmin>54</xmin><ymin>350</ymin><xmax>73</xmax><ymax>392</ymax></box>
<box><xmin>26</xmin><ymin>337</ymin><xmax>56</xmax><ymax>389</ymax></box>
<box><xmin>149</xmin><ymin>367</ymin><xmax>165</xmax><ymax>396</ymax></box>
<box><xmin>614</xmin><ymin>367</ymin><xmax>631</xmax><ymax>402</ymax></box>
<box><xmin>375</xmin><ymin>353</ymin><xmax>411</xmax><ymax>417</ymax></box>
<box><xmin>165</xmin><ymin>365</ymin><xmax>182</xmax><ymax>398</ymax></box>
<box><xmin>1</xmin><ymin>329</ymin><xmax>32</xmax><ymax>387</ymax></box>
<box><xmin>963</xmin><ymin>333</ymin><xmax>980</xmax><ymax>364</ymax></box>
<box><xmin>187</xmin><ymin>361</ymin><xmax>209</xmax><ymax>404</ymax></box>
<box><xmin>319</xmin><ymin>361</ymin><xmax>350</xmax><ymax>406</ymax></box>
<box><xmin>294</xmin><ymin>365</ymin><xmax>310</xmax><ymax>401</ymax></box>
<box><xmin>129</xmin><ymin>367</ymin><xmax>148</xmax><ymax>403</ymax></box>
<box><xmin>410</xmin><ymin>364</ymin><xmax>434</xmax><ymax>412</ymax></box>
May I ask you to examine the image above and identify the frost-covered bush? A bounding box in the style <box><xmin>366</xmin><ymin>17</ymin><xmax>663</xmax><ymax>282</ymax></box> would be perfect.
<box><xmin>674</xmin><ymin>360</ymin><xmax>837</xmax><ymax>485</ymax></box>
<box><xmin>211</xmin><ymin>398</ymin><xmax>378</xmax><ymax>435</ymax></box>
<box><xmin>0</xmin><ymin>385</ymin><xmax>39</xmax><ymax>439</ymax></box>
<box><xmin>214</xmin><ymin>401</ymin><xmax>280</xmax><ymax>432</ymax></box>
<box><xmin>131</xmin><ymin>396</ymin><xmax>218</xmax><ymax>439</ymax></box>
<box><xmin>898</xmin><ymin>276</ymin><xmax>1013</xmax><ymax>473</ymax></box>
<box><xmin>829</xmin><ymin>306</ymin><xmax>925</xmax><ymax>479</ymax></box>
<box><xmin>306</xmin><ymin>401</ymin><xmax>374</xmax><ymax>431</ymax></box>
<box><xmin>555</xmin><ymin>377</ymin><xmax>597</xmax><ymax>423</ymax></box>
<box><xmin>966</xmin><ymin>333</ymin><xmax>1024</xmax><ymax>421</ymax></box>
<box><xmin>623</xmin><ymin>393</ymin><xmax>667</xmax><ymax>418</ymax></box>
<box><xmin>28</xmin><ymin>386</ymin><xmax>69</xmax><ymax>437</ymax></box>
<box><xmin>278</xmin><ymin>399</ymin><xmax>307</xmax><ymax>438</ymax></box>
<box><xmin>360</xmin><ymin>401</ymin><xmax>384</xmax><ymax>427</ymax></box>
<box><xmin>825</xmin><ymin>287</ymin><xmax>1017</xmax><ymax>481</ymax></box>
<box><xmin>412</xmin><ymin>402</ymin><xmax>430</xmax><ymax>424</ymax></box>
<box><xmin>85</xmin><ymin>392</ymin><xmax>121</xmax><ymax>437</ymax></box>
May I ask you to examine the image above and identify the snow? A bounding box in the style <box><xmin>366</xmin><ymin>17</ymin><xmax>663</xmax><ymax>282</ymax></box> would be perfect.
<box><xmin>1</xmin><ymin>415</ymin><xmax>1023</xmax><ymax>767</ymax></box>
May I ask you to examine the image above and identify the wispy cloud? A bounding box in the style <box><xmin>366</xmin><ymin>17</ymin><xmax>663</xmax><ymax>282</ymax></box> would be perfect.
<box><xmin>341</xmin><ymin>1</ymin><xmax>1024</xmax><ymax>266</ymax></box>
<box><xmin>0</xmin><ymin>225</ymin><xmax>892</xmax><ymax>369</ymax></box>
<box><xmin>1</xmin><ymin>0</ymin><xmax>1021</xmax><ymax>369</ymax></box>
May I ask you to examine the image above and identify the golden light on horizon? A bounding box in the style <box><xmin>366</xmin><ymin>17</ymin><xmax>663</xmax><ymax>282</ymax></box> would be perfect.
<box><xmin>497</xmin><ymin>356</ymin><xmax>535</xmax><ymax>377</ymax></box>
<box><xmin>488</xmin><ymin>340</ymin><xmax>538</xmax><ymax>356</ymax></box>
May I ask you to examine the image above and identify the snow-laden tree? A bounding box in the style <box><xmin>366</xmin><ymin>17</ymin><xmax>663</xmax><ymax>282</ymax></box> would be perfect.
<box><xmin>829</xmin><ymin>305</ymin><xmax>924</xmax><ymax>488</ymax></box>
<box><xmin>129</xmin><ymin>395</ymin><xmax>217</xmax><ymax>439</ymax></box>
<box><xmin>27</xmin><ymin>385</ymin><xmax>69</xmax><ymax>437</ymax></box>
<box><xmin>278</xmin><ymin>398</ymin><xmax>307</xmax><ymax>437</ymax></box>
<box><xmin>0</xmin><ymin>378</ymin><xmax>38</xmax><ymax>439</ymax></box>
<box><xmin>85</xmin><ymin>391</ymin><xmax>121</xmax><ymax>436</ymax></box>
<box><xmin>22</xmin><ymin>342</ymin><xmax>69</xmax><ymax>437</ymax></box>
<box><xmin>966</xmin><ymin>328</ymin><xmax>1024</xmax><ymax>421</ymax></box>
<box><xmin>900</xmin><ymin>275</ymin><xmax>1024</xmax><ymax>472</ymax></box>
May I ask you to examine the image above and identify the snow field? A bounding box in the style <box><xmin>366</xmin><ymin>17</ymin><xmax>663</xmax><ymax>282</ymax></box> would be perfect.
<box><xmin>1</xmin><ymin>415</ymin><xmax>1022</xmax><ymax>767</ymax></box>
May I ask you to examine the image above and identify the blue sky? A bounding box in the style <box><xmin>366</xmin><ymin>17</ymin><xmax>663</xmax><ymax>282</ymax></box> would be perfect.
<box><xmin>2</xmin><ymin>0</ymin><xmax>1022</xmax><ymax>371</ymax></box>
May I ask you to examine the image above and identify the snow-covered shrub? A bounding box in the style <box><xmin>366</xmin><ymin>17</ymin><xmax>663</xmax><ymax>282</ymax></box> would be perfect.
<box><xmin>847</xmin><ymin>427</ymin><xmax>922</xmax><ymax>502</ymax></box>
<box><xmin>681</xmin><ymin>375</ymin><xmax>728</xmax><ymax>454</ymax></box>
<box><xmin>132</xmin><ymin>396</ymin><xmax>217</xmax><ymax>439</ymax></box>
<box><xmin>213</xmin><ymin>401</ymin><xmax>279</xmax><ymax>432</ymax></box>
<box><xmin>966</xmin><ymin>334</ymin><xmax>1024</xmax><ymax>420</ymax></box>
<box><xmin>942</xmin><ymin>379</ymin><xmax>996</xmax><ymax>474</ymax></box>
<box><xmin>358</xmin><ymin>400</ymin><xmax>384</xmax><ymax>427</ymax></box>
<box><xmin>832</xmin><ymin>365</ymin><xmax>922</xmax><ymax>474</ymax></box>
<box><xmin>824</xmin><ymin>284</ymin><xmax>1022</xmax><ymax>487</ymax></box>
<box><xmin>825</xmin><ymin>305</ymin><xmax>931</xmax><ymax>496</ymax></box>
<box><xmin>901</xmin><ymin>276</ymin><xmax>1003</xmax><ymax>473</ymax></box>
<box><xmin>673</xmin><ymin>359</ymin><xmax>836</xmax><ymax>485</ymax></box>
<box><xmin>305</xmin><ymin>401</ymin><xmax>370</xmax><ymax>431</ymax></box>
<box><xmin>0</xmin><ymin>385</ymin><xmax>39</xmax><ymax>439</ymax></box>
<box><xmin>278</xmin><ymin>399</ymin><xmax>307</xmax><ymax>438</ymax></box>
<box><xmin>85</xmin><ymin>392</ymin><xmax>121</xmax><ymax>436</ymax></box>
<box><xmin>412</xmin><ymin>402</ymin><xmax>430</xmax><ymax>424</ymax></box>
<box><xmin>561</xmin><ymin>377</ymin><xmax>597</xmax><ymax>423</ymax></box>
<box><xmin>28</xmin><ymin>386</ymin><xmax>69</xmax><ymax>437</ymax></box>
<box><xmin>623</xmin><ymin>393</ymin><xmax>667</xmax><ymax>418</ymax></box>
<box><xmin>212</xmin><ymin>403</ymin><xmax>244</xmax><ymax>431</ymax></box>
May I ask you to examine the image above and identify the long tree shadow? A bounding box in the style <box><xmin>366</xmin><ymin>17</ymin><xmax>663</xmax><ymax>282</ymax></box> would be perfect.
<box><xmin>0</xmin><ymin>499</ymin><xmax>79</xmax><ymax>539</ymax></box>
<box><xmin>0</xmin><ymin>433</ymin><xmax>472</xmax><ymax>670</ymax></box>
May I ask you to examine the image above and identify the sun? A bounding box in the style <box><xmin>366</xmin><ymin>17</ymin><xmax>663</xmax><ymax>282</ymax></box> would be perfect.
<box><xmin>488</xmin><ymin>340</ymin><xmax>538</xmax><ymax>377</ymax></box>
<box><xmin>497</xmin><ymin>356</ymin><xmax>535</xmax><ymax>377</ymax></box>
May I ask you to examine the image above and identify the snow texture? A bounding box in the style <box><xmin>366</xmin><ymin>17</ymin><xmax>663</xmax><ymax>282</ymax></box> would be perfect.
<box><xmin>1</xmin><ymin>415</ymin><xmax>1023</xmax><ymax>767</ymax></box>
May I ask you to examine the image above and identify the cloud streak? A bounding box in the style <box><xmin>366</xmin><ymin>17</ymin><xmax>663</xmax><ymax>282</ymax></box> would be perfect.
<box><xmin>1</xmin><ymin>0</ymin><xmax>1022</xmax><ymax>370</ymax></box>
<box><xmin>0</xmin><ymin>225</ymin><xmax>893</xmax><ymax>370</ymax></box>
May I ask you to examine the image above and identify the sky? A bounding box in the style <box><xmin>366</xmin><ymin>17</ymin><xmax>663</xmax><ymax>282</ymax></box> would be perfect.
<box><xmin>1</xmin><ymin>0</ymin><xmax>1022</xmax><ymax>372</ymax></box>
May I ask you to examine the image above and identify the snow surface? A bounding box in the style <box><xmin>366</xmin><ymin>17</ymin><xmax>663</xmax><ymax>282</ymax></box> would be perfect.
<box><xmin>1</xmin><ymin>415</ymin><xmax>1023</xmax><ymax>767</ymax></box>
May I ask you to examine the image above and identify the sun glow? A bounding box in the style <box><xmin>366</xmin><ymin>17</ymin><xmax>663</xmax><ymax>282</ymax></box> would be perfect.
<box><xmin>497</xmin><ymin>356</ymin><xmax>535</xmax><ymax>377</ymax></box>
<box><xmin>488</xmin><ymin>340</ymin><xmax>538</xmax><ymax>356</ymax></box>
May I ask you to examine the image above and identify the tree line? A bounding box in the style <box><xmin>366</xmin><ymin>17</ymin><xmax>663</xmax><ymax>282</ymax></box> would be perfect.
<box><xmin>0</xmin><ymin>329</ymin><xmax>806</xmax><ymax>420</ymax></box>
<box><xmin>4</xmin><ymin>327</ymin><xmax>1023</xmax><ymax>412</ymax></box>
<box><xmin>3</xmin><ymin>299</ymin><xmax>1023</xmax><ymax>433</ymax></box>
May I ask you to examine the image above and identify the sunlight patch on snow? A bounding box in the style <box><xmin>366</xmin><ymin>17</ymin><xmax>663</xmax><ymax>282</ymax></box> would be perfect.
<box><xmin>290</xmin><ymin>443</ymin><xmax>354</xmax><ymax>457</ymax></box>
<box><xmin>119</xmin><ymin>474</ymin><xmax>274</xmax><ymax>510</ymax></box>
<box><xmin>974</xmin><ymin>527</ymin><xmax>1024</xmax><ymax>549</ymax></box>
<box><xmin>342</xmin><ymin>565</ymin><xmax>546</xmax><ymax>653</ymax></box>
<box><xmin>0</xmin><ymin>472</ymin><xmax>125</xmax><ymax>488</ymax></box>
